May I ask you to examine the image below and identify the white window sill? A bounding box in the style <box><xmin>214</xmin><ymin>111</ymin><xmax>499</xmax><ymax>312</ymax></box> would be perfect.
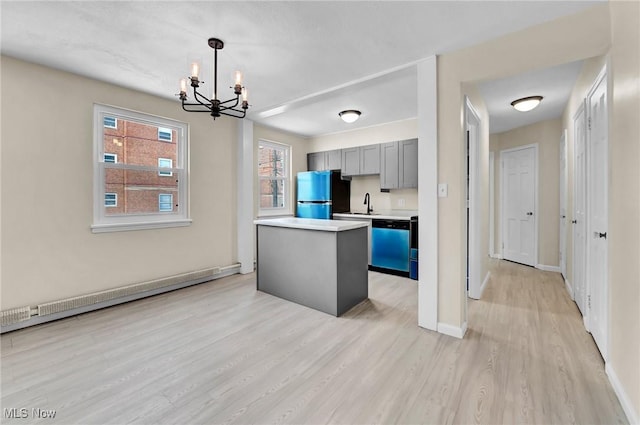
<box><xmin>91</xmin><ymin>219</ymin><xmax>192</xmax><ymax>233</ymax></box>
<box><xmin>258</xmin><ymin>209</ymin><xmax>292</xmax><ymax>218</ymax></box>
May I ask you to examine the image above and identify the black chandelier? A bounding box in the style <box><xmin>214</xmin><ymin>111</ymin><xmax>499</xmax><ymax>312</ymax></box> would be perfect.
<box><xmin>178</xmin><ymin>37</ymin><xmax>248</xmax><ymax>120</ymax></box>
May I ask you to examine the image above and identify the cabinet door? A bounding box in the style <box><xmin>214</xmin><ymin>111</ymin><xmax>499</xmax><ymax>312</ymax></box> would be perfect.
<box><xmin>307</xmin><ymin>152</ymin><xmax>326</xmax><ymax>171</ymax></box>
<box><xmin>326</xmin><ymin>149</ymin><xmax>342</xmax><ymax>170</ymax></box>
<box><xmin>380</xmin><ymin>142</ymin><xmax>399</xmax><ymax>189</ymax></box>
<box><xmin>359</xmin><ymin>144</ymin><xmax>380</xmax><ymax>175</ymax></box>
<box><xmin>399</xmin><ymin>139</ymin><xmax>418</xmax><ymax>188</ymax></box>
<box><xmin>341</xmin><ymin>147</ymin><xmax>360</xmax><ymax>176</ymax></box>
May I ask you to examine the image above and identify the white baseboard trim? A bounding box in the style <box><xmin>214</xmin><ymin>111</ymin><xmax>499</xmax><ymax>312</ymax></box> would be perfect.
<box><xmin>564</xmin><ymin>278</ymin><xmax>574</xmax><ymax>300</ymax></box>
<box><xmin>437</xmin><ymin>321</ymin><xmax>467</xmax><ymax>339</ymax></box>
<box><xmin>536</xmin><ymin>264</ymin><xmax>561</xmax><ymax>273</ymax></box>
<box><xmin>490</xmin><ymin>254</ymin><xmax>503</xmax><ymax>259</ymax></box>
<box><xmin>605</xmin><ymin>363</ymin><xmax>639</xmax><ymax>425</ymax></box>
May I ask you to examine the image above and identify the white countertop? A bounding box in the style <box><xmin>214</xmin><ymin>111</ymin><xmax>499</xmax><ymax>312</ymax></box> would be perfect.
<box><xmin>333</xmin><ymin>210</ymin><xmax>418</xmax><ymax>221</ymax></box>
<box><xmin>254</xmin><ymin>217</ymin><xmax>370</xmax><ymax>232</ymax></box>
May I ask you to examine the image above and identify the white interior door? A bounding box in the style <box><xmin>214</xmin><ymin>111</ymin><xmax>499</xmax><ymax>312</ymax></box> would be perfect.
<box><xmin>587</xmin><ymin>68</ymin><xmax>608</xmax><ymax>360</ymax></box>
<box><xmin>501</xmin><ymin>145</ymin><xmax>537</xmax><ymax>267</ymax></box>
<box><xmin>573</xmin><ymin>103</ymin><xmax>588</xmax><ymax>318</ymax></box>
<box><xmin>559</xmin><ymin>130</ymin><xmax>568</xmax><ymax>279</ymax></box>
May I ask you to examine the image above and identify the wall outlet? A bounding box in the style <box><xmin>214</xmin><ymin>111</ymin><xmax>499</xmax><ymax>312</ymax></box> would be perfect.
<box><xmin>398</xmin><ymin>198</ymin><xmax>405</xmax><ymax>207</ymax></box>
<box><xmin>438</xmin><ymin>183</ymin><xmax>448</xmax><ymax>198</ymax></box>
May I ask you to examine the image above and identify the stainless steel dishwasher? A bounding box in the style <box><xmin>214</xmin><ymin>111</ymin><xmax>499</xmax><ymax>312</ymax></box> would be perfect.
<box><xmin>370</xmin><ymin>219</ymin><xmax>410</xmax><ymax>277</ymax></box>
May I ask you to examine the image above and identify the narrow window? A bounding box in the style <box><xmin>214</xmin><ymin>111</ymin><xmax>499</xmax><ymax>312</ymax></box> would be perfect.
<box><xmin>103</xmin><ymin>116</ymin><xmax>117</xmax><ymax>129</ymax></box>
<box><xmin>258</xmin><ymin>140</ymin><xmax>290</xmax><ymax>215</ymax></box>
<box><xmin>158</xmin><ymin>127</ymin><xmax>173</xmax><ymax>142</ymax></box>
<box><xmin>105</xmin><ymin>193</ymin><xmax>117</xmax><ymax>207</ymax></box>
<box><xmin>103</xmin><ymin>153</ymin><xmax>117</xmax><ymax>163</ymax></box>
<box><xmin>159</xmin><ymin>194</ymin><xmax>173</xmax><ymax>212</ymax></box>
<box><xmin>158</xmin><ymin>158</ymin><xmax>173</xmax><ymax>176</ymax></box>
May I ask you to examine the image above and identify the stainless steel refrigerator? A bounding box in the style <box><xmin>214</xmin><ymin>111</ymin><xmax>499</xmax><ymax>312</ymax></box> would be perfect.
<box><xmin>296</xmin><ymin>170</ymin><xmax>350</xmax><ymax>219</ymax></box>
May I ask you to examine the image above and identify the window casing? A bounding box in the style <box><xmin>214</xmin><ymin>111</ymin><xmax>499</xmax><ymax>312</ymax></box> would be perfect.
<box><xmin>258</xmin><ymin>140</ymin><xmax>290</xmax><ymax>216</ymax></box>
<box><xmin>92</xmin><ymin>104</ymin><xmax>190</xmax><ymax>232</ymax></box>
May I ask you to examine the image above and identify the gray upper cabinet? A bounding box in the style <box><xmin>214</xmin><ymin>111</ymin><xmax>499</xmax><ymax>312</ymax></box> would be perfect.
<box><xmin>341</xmin><ymin>147</ymin><xmax>360</xmax><ymax>176</ymax></box>
<box><xmin>398</xmin><ymin>139</ymin><xmax>418</xmax><ymax>188</ymax></box>
<box><xmin>325</xmin><ymin>149</ymin><xmax>342</xmax><ymax>170</ymax></box>
<box><xmin>380</xmin><ymin>142</ymin><xmax>399</xmax><ymax>189</ymax></box>
<box><xmin>307</xmin><ymin>152</ymin><xmax>325</xmax><ymax>171</ymax></box>
<box><xmin>312</xmin><ymin>140</ymin><xmax>417</xmax><ymax>186</ymax></box>
<box><xmin>359</xmin><ymin>144</ymin><xmax>380</xmax><ymax>175</ymax></box>
<box><xmin>379</xmin><ymin>138</ymin><xmax>418</xmax><ymax>189</ymax></box>
<box><xmin>307</xmin><ymin>149</ymin><xmax>342</xmax><ymax>171</ymax></box>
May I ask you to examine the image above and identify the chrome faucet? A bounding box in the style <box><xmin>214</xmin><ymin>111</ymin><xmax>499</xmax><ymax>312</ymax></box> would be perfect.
<box><xmin>364</xmin><ymin>192</ymin><xmax>373</xmax><ymax>214</ymax></box>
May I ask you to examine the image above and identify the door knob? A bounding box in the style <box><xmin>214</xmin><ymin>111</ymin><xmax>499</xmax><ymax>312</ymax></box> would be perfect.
<box><xmin>572</xmin><ymin>220</ymin><xmax>577</xmax><ymax>224</ymax></box>
<box><xmin>526</xmin><ymin>212</ymin><xmax>533</xmax><ymax>216</ymax></box>
<box><xmin>561</xmin><ymin>215</ymin><xmax>566</xmax><ymax>219</ymax></box>
<box><xmin>595</xmin><ymin>231</ymin><xmax>607</xmax><ymax>239</ymax></box>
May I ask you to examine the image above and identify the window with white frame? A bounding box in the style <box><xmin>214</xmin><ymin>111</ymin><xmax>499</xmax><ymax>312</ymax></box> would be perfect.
<box><xmin>158</xmin><ymin>127</ymin><xmax>172</xmax><ymax>142</ymax></box>
<box><xmin>104</xmin><ymin>116</ymin><xmax>117</xmax><ymax>129</ymax></box>
<box><xmin>158</xmin><ymin>194</ymin><xmax>173</xmax><ymax>212</ymax></box>
<box><xmin>103</xmin><ymin>153</ymin><xmax>117</xmax><ymax>163</ymax></box>
<box><xmin>258</xmin><ymin>140</ymin><xmax>290</xmax><ymax>215</ymax></box>
<box><xmin>105</xmin><ymin>193</ymin><xmax>117</xmax><ymax>207</ymax></box>
<box><xmin>92</xmin><ymin>104</ymin><xmax>189</xmax><ymax>232</ymax></box>
<box><xmin>158</xmin><ymin>158</ymin><xmax>173</xmax><ymax>176</ymax></box>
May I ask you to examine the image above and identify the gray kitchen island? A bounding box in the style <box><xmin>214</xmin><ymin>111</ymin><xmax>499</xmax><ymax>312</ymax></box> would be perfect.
<box><xmin>254</xmin><ymin>217</ymin><xmax>369</xmax><ymax>316</ymax></box>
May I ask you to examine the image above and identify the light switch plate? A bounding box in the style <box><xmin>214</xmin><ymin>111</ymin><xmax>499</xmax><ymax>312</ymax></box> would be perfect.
<box><xmin>438</xmin><ymin>183</ymin><xmax>448</xmax><ymax>198</ymax></box>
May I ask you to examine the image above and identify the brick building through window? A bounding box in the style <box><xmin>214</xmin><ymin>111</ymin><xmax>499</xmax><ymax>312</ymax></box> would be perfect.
<box><xmin>103</xmin><ymin>119</ymin><xmax>178</xmax><ymax>214</ymax></box>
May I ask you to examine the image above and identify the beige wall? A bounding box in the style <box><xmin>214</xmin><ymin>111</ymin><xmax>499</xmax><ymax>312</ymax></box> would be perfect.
<box><xmin>1</xmin><ymin>56</ymin><xmax>239</xmax><ymax>310</ymax></box>
<box><xmin>253</xmin><ymin>124</ymin><xmax>309</xmax><ymax>218</ymax></box>
<box><xmin>607</xmin><ymin>1</ymin><xmax>640</xmax><ymax>418</ymax></box>
<box><xmin>309</xmin><ymin>118</ymin><xmax>419</xmax><ymax>212</ymax></box>
<box><xmin>490</xmin><ymin>118</ymin><xmax>563</xmax><ymax>267</ymax></box>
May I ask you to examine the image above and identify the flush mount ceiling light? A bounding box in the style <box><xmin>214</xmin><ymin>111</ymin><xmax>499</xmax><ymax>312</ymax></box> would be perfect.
<box><xmin>178</xmin><ymin>37</ymin><xmax>248</xmax><ymax>121</ymax></box>
<box><xmin>510</xmin><ymin>96</ymin><xmax>543</xmax><ymax>112</ymax></box>
<box><xmin>339</xmin><ymin>110</ymin><xmax>361</xmax><ymax>123</ymax></box>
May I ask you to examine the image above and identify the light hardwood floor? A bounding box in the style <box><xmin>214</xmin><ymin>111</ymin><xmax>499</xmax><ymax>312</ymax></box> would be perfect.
<box><xmin>1</xmin><ymin>260</ymin><xmax>628</xmax><ymax>424</ymax></box>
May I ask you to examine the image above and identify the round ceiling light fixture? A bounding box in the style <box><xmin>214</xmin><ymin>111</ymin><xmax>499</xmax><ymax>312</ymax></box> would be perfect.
<box><xmin>510</xmin><ymin>96</ymin><xmax>543</xmax><ymax>112</ymax></box>
<box><xmin>339</xmin><ymin>110</ymin><xmax>361</xmax><ymax>123</ymax></box>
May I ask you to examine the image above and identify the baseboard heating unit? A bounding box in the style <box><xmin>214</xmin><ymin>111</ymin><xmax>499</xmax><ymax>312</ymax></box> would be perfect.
<box><xmin>1</xmin><ymin>263</ymin><xmax>241</xmax><ymax>333</ymax></box>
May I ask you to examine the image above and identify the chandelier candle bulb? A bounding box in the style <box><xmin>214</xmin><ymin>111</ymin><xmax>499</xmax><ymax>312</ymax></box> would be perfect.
<box><xmin>242</xmin><ymin>88</ymin><xmax>248</xmax><ymax>109</ymax></box>
<box><xmin>180</xmin><ymin>79</ymin><xmax>187</xmax><ymax>93</ymax></box>
<box><xmin>190</xmin><ymin>62</ymin><xmax>200</xmax><ymax>79</ymax></box>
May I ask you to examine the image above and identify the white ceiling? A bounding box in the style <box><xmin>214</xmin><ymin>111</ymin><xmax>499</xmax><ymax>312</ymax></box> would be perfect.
<box><xmin>1</xmin><ymin>1</ymin><xmax>602</xmax><ymax>137</ymax></box>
